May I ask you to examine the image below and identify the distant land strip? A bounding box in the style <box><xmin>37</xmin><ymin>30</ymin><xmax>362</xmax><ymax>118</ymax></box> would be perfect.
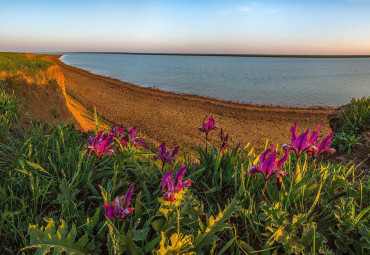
<box><xmin>54</xmin><ymin>52</ymin><xmax>370</xmax><ymax>58</ymax></box>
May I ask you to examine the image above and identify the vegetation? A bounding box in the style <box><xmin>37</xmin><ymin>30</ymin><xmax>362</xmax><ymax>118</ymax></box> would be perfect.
<box><xmin>331</xmin><ymin>96</ymin><xmax>369</xmax><ymax>153</ymax></box>
<box><xmin>0</xmin><ymin>83</ymin><xmax>369</xmax><ymax>254</ymax></box>
<box><xmin>0</xmin><ymin>53</ymin><xmax>52</xmax><ymax>83</ymax></box>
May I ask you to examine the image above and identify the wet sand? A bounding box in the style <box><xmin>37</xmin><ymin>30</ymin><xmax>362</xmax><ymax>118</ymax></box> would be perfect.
<box><xmin>46</xmin><ymin>54</ymin><xmax>333</xmax><ymax>152</ymax></box>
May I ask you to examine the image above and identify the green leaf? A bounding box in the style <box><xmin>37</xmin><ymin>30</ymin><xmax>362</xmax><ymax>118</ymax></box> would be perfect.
<box><xmin>355</xmin><ymin>206</ymin><xmax>370</xmax><ymax>226</ymax></box>
<box><xmin>216</xmin><ymin>236</ymin><xmax>237</xmax><ymax>255</ymax></box>
<box><xmin>194</xmin><ymin>198</ymin><xmax>237</xmax><ymax>252</ymax></box>
<box><xmin>22</xmin><ymin>218</ymin><xmax>99</xmax><ymax>255</ymax></box>
<box><xmin>135</xmin><ymin>191</ymin><xmax>143</xmax><ymax>221</ymax></box>
<box><xmin>237</xmin><ymin>239</ymin><xmax>255</xmax><ymax>253</ymax></box>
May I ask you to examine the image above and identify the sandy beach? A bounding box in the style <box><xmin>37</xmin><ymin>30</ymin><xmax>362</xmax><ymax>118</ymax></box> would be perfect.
<box><xmin>44</xmin><ymin>54</ymin><xmax>333</xmax><ymax>152</ymax></box>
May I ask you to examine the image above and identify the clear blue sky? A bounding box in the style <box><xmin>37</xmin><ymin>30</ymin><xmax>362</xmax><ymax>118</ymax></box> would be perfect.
<box><xmin>1</xmin><ymin>0</ymin><xmax>370</xmax><ymax>54</ymax></box>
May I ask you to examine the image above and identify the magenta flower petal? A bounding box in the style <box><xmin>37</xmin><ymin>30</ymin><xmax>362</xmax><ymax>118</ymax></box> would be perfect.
<box><xmin>199</xmin><ymin>115</ymin><xmax>218</xmax><ymax>136</ymax></box>
<box><xmin>87</xmin><ymin>132</ymin><xmax>115</xmax><ymax>158</ymax></box>
<box><xmin>174</xmin><ymin>165</ymin><xmax>187</xmax><ymax>187</ymax></box>
<box><xmin>177</xmin><ymin>179</ymin><xmax>194</xmax><ymax>191</ymax></box>
<box><xmin>249</xmin><ymin>147</ymin><xmax>288</xmax><ymax>182</ymax></box>
<box><xmin>122</xmin><ymin>208</ymin><xmax>135</xmax><ymax>218</ymax></box>
<box><xmin>249</xmin><ymin>165</ymin><xmax>262</xmax><ymax>175</ymax></box>
<box><xmin>159</xmin><ymin>142</ymin><xmax>166</xmax><ymax>155</ymax></box>
<box><xmin>290</xmin><ymin>122</ymin><xmax>298</xmax><ymax>144</ymax></box>
<box><xmin>259</xmin><ymin>145</ymin><xmax>274</xmax><ymax>164</ymax></box>
<box><xmin>103</xmin><ymin>183</ymin><xmax>135</xmax><ymax>220</ymax></box>
<box><xmin>263</xmin><ymin>153</ymin><xmax>277</xmax><ymax>178</ymax></box>
<box><xmin>103</xmin><ymin>204</ymin><xmax>116</xmax><ymax>219</ymax></box>
<box><xmin>154</xmin><ymin>143</ymin><xmax>179</xmax><ymax>168</ymax></box>
<box><xmin>125</xmin><ymin>183</ymin><xmax>135</xmax><ymax>207</ymax></box>
<box><xmin>171</xmin><ymin>146</ymin><xmax>179</xmax><ymax>158</ymax></box>
<box><xmin>318</xmin><ymin>132</ymin><xmax>334</xmax><ymax>151</ymax></box>
<box><xmin>161</xmin><ymin>166</ymin><xmax>193</xmax><ymax>202</ymax></box>
<box><xmin>162</xmin><ymin>172</ymin><xmax>173</xmax><ymax>192</ymax></box>
<box><xmin>308</xmin><ymin>125</ymin><xmax>322</xmax><ymax>145</ymax></box>
<box><xmin>276</xmin><ymin>149</ymin><xmax>289</xmax><ymax>169</ymax></box>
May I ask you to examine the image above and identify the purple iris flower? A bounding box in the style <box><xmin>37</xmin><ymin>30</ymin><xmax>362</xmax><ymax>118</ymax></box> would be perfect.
<box><xmin>198</xmin><ymin>115</ymin><xmax>218</xmax><ymax>140</ymax></box>
<box><xmin>154</xmin><ymin>142</ymin><xmax>179</xmax><ymax>170</ymax></box>
<box><xmin>282</xmin><ymin>122</ymin><xmax>322</xmax><ymax>158</ymax></box>
<box><xmin>103</xmin><ymin>183</ymin><xmax>135</xmax><ymax>220</ymax></box>
<box><xmin>110</xmin><ymin>124</ymin><xmax>125</xmax><ymax>137</ymax></box>
<box><xmin>162</xmin><ymin>166</ymin><xmax>194</xmax><ymax>202</ymax></box>
<box><xmin>121</xmin><ymin>126</ymin><xmax>148</xmax><ymax>148</ymax></box>
<box><xmin>307</xmin><ymin>132</ymin><xmax>336</xmax><ymax>158</ymax></box>
<box><xmin>249</xmin><ymin>145</ymin><xmax>289</xmax><ymax>192</ymax></box>
<box><xmin>87</xmin><ymin>131</ymin><xmax>115</xmax><ymax>158</ymax></box>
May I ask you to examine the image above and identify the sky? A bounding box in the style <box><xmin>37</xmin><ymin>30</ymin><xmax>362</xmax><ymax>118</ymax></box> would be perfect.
<box><xmin>1</xmin><ymin>0</ymin><xmax>370</xmax><ymax>55</ymax></box>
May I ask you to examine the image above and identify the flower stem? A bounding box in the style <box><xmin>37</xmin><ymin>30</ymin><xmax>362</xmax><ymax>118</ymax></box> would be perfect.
<box><xmin>88</xmin><ymin>157</ymin><xmax>100</xmax><ymax>196</ymax></box>
<box><xmin>262</xmin><ymin>180</ymin><xmax>268</xmax><ymax>199</ymax></box>
<box><xmin>293</xmin><ymin>156</ymin><xmax>300</xmax><ymax>177</ymax></box>
<box><xmin>205</xmin><ymin>134</ymin><xmax>208</xmax><ymax>154</ymax></box>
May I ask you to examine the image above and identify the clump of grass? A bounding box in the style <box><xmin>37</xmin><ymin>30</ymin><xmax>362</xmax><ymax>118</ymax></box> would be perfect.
<box><xmin>341</xmin><ymin>96</ymin><xmax>370</xmax><ymax>131</ymax></box>
<box><xmin>51</xmin><ymin>108</ymin><xmax>60</xmax><ymax>118</ymax></box>
<box><xmin>332</xmin><ymin>96</ymin><xmax>369</xmax><ymax>153</ymax></box>
<box><xmin>0</xmin><ymin>84</ymin><xmax>19</xmax><ymax>139</ymax></box>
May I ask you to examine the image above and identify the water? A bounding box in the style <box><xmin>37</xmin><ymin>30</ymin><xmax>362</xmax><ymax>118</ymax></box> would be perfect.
<box><xmin>60</xmin><ymin>53</ymin><xmax>370</xmax><ymax>107</ymax></box>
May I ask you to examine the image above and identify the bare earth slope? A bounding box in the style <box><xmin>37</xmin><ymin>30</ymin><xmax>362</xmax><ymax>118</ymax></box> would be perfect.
<box><xmin>48</xmin><ymin>55</ymin><xmax>332</xmax><ymax>152</ymax></box>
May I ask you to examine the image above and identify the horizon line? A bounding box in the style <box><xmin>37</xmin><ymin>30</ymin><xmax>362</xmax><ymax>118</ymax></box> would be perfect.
<box><xmin>6</xmin><ymin>51</ymin><xmax>370</xmax><ymax>58</ymax></box>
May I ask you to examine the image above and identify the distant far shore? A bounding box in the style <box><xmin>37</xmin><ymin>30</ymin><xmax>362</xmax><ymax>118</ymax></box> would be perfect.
<box><xmin>27</xmin><ymin>51</ymin><xmax>370</xmax><ymax>58</ymax></box>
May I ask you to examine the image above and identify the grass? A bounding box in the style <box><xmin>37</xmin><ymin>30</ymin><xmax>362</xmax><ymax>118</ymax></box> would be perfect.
<box><xmin>341</xmin><ymin>96</ymin><xmax>370</xmax><ymax>131</ymax></box>
<box><xmin>0</xmin><ymin>83</ymin><xmax>369</xmax><ymax>254</ymax></box>
<box><xmin>51</xmin><ymin>108</ymin><xmax>60</xmax><ymax>118</ymax></box>
<box><xmin>331</xmin><ymin>96</ymin><xmax>369</xmax><ymax>153</ymax></box>
<box><xmin>0</xmin><ymin>53</ymin><xmax>53</xmax><ymax>83</ymax></box>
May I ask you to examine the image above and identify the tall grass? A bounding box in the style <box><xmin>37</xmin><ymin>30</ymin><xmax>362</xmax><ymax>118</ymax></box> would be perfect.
<box><xmin>0</xmin><ymin>84</ymin><xmax>369</xmax><ymax>254</ymax></box>
<box><xmin>0</xmin><ymin>53</ymin><xmax>52</xmax><ymax>81</ymax></box>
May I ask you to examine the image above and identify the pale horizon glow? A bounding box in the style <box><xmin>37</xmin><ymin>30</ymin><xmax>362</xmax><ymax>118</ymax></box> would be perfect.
<box><xmin>1</xmin><ymin>0</ymin><xmax>370</xmax><ymax>55</ymax></box>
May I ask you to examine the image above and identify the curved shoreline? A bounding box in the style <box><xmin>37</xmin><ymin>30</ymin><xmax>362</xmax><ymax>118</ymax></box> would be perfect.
<box><xmin>45</xmin><ymin>54</ymin><xmax>333</xmax><ymax>151</ymax></box>
<box><xmin>58</xmin><ymin>54</ymin><xmax>334</xmax><ymax>111</ymax></box>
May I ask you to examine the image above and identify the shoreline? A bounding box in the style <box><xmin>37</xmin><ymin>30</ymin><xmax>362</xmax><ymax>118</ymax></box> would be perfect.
<box><xmin>44</xmin><ymin>54</ymin><xmax>334</xmax><ymax>151</ymax></box>
<box><xmin>58</xmin><ymin>54</ymin><xmax>335</xmax><ymax>110</ymax></box>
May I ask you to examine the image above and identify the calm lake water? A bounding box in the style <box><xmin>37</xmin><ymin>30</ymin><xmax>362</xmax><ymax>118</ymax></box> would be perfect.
<box><xmin>60</xmin><ymin>53</ymin><xmax>370</xmax><ymax>107</ymax></box>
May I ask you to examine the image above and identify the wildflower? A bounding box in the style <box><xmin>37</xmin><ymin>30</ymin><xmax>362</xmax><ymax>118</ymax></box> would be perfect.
<box><xmin>121</xmin><ymin>126</ymin><xmax>147</xmax><ymax>148</ymax></box>
<box><xmin>110</xmin><ymin>124</ymin><xmax>125</xmax><ymax>137</ymax></box>
<box><xmin>198</xmin><ymin>115</ymin><xmax>218</xmax><ymax>140</ymax></box>
<box><xmin>103</xmin><ymin>183</ymin><xmax>135</xmax><ymax>220</ymax></box>
<box><xmin>282</xmin><ymin>122</ymin><xmax>321</xmax><ymax>158</ymax></box>
<box><xmin>162</xmin><ymin>166</ymin><xmax>194</xmax><ymax>202</ymax></box>
<box><xmin>219</xmin><ymin>128</ymin><xmax>229</xmax><ymax>153</ymax></box>
<box><xmin>87</xmin><ymin>131</ymin><xmax>114</xmax><ymax>158</ymax></box>
<box><xmin>154</xmin><ymin>142</ymin><xmax>179</xmax><ymax>170</ymax></box>
<box><xmin>307</xmin><ymin>132</ymin><xmax>336</xmax><ymax>158</ymax></box>
<box><xmin>249</xmin><ymin>145</ymin><xmax>289</xmax><ymax>192</ymax></box>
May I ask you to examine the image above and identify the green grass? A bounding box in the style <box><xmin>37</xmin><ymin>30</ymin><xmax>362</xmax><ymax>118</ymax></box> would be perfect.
<box><xmin>332</xmin><ymin>96</ymin><xmax>369</xmax><ymax>153</ymax></box>
<box><xmin>0</xmin><ymin>52</ymin><xmax>53</xmax><ymax>84</ymax></box>
<box><xmin>341</xmin><ymin>96</ymin><xmax>370</xmax><ymax>131</ymax></box>
<box><xmin>0</xmin><ymin>86</ymin><xmax>369</xmax><ymax>254</ymax></box>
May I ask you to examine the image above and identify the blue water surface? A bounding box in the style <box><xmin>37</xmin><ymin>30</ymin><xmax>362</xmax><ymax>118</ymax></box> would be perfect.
<box><xmin>60</xmin><ymin>53</ymin><xmax>370</xmax><ymax>107</ymax></box>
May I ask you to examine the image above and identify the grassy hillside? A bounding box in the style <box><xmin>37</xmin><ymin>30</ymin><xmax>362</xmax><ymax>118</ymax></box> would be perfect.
<box><xmin>0</xmin><ymin>78</ymin><xmax>369</xmax><ymax>254</ymax></box>
<box><xmin>0</xmin><ymin>53</ymin><xmax>53</xmax><ymax>83</ymax></box>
